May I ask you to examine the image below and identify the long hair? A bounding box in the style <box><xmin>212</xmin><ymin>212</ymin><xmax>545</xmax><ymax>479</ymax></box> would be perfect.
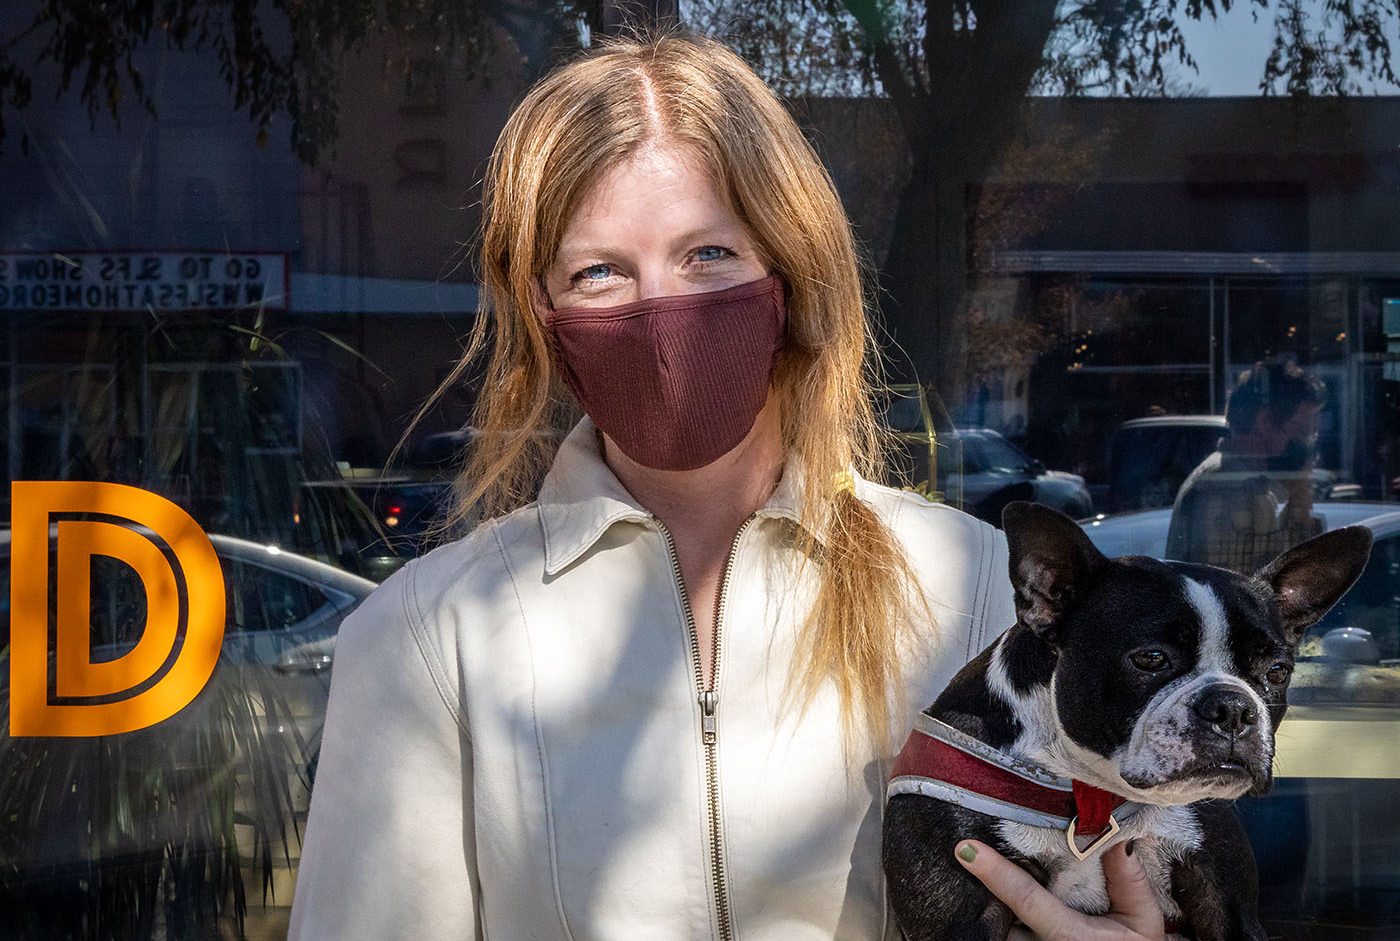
<box><xmin>400</xmin><ymin>30</ymin><xmax>931</xmax><ymax>751</ymax></box>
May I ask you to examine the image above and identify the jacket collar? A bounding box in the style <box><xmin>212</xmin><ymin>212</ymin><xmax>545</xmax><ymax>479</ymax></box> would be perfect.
<box><xmin>537</xmin><ymin>416</ymin><xmax>863</xmax><ymax>576</ymax></box>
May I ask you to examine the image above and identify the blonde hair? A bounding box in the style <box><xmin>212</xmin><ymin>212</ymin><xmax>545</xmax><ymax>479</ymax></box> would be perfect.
<box><xmin>401</xmin><ymin>30</ymin><xmax>930</xmax><ymax>749</ymax></box>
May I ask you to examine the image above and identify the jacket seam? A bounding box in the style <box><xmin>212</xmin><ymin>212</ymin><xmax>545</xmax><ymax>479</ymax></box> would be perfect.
<box><xmin>872</xmin><ymin>489</ymin><xmax>921</xmax><ymax>941</ymax></box>
<box><xmin>403</xmin><ymin>559</ymin><xmax>471</xmax><ymax>740</ymax></box>
<box><xmin>403</xmin><ymin>556</ymin><xmax>486</xmax><ymax>936</ymax></box>
<box><xmin>970</xmin><ymin>522</ymin><xmax>994</xmax><ymax>657</ymax></box>
<box><xmin>882</xmin><ymin>492</ymin><xmax>914</xmax><ymax>941</ymax></box>
<box><xmin>983</xmin><ymin>525</ymin><xmax>997</xmax><ymax>646</ymax></box>
<box><xmin>492</xmin><ymin>521</ymin><xmax>580</xmax><ymax>941</ymax></box>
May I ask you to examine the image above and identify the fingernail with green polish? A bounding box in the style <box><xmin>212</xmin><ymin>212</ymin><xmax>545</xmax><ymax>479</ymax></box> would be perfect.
<box><xmin>957</xmin><ymin>842</ymin><xmax>978</xmax><ymax>864</ymax></box>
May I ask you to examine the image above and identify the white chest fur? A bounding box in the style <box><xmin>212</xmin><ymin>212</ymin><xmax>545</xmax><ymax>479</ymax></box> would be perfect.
<box><xmin>995</xmin><ymin>804</ymin><xmax>1201</xmax><ymax>925</ymax></box>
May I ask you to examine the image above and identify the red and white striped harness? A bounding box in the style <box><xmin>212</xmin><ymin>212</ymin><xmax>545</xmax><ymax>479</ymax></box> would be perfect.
<box><xmin>888</xmin><ymin>713</ymin><xmax>1142</xmax><ymax>861</ymax></box>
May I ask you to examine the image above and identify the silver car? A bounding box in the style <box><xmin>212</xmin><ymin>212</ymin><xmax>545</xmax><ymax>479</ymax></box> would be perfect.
<box><xmin>939</xmin><ymin>427</ymin><xmax>1094</xmax><ymax>522</ymax></box>
<box><xmin>0</xmin><ymin>533</ymin><xmax>375</xmax><ymax>938</ymax></box>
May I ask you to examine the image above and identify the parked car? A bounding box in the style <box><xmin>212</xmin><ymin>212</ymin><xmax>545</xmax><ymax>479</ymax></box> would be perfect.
<box><xmin>875</xmin><ymin>385</ymin><xmax>1092</xmax><ymax>522</ymax></box>
<box><xmin>938</xmin><ymin>428</ymin><xmax>1093</xmax><ymax>523</ymax></box>
<box><xmin>1106</xmin><ymin>414</ymin><xmax>1347</xmax><ymax>513</ymax></box>
<box><xmin>1080</xmin><ymin>502</ymin><xmax>1392</xmax><ymax>559</ymax></box>
<box><xmin>0</xmin><ymin>533</ymin><xmax>375</xmax><ymax>933</ymax></box>
<box><xmin>1080</xmin><ymin>503</ymin><xmax>1400</xmax><ymax>937</ymax></box>
<box><xmin>0</xmin><ymin>528</ymin><xmax>376</xmax><ymax>693</ymax></box>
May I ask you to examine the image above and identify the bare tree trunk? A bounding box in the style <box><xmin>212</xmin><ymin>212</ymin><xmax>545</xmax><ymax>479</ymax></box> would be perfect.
<box><xmin>876</xmin><ymin>149</ymin><xmax>971</xmax><ymax>411</ymax></box>
<box><xmin>873</xmin><ymin>0</ymin><xmax>1058</xmax><ymax>412</ymax></box>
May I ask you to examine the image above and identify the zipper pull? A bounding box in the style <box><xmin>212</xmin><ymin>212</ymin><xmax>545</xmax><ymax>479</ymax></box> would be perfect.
<box><xmin>699</xmin><ymin>690</ymin><xmax>718</xmax><ymax>745</ymax></box>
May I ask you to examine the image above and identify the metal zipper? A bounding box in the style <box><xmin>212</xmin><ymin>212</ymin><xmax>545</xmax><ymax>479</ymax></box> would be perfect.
<box><xmin>655</xmin><ymin>511</ymin><xmax>759</xmax><ymax>941</ymax></box>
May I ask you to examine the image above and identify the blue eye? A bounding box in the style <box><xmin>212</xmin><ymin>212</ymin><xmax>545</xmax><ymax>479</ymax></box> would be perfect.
<box><xmin>574</xmin><ymin>263</ymin><xmax>613</xmax><ymax>282</ymax></box>
<box><xmin>694</xmin><ymin>246</ymin><xmax>732</xmax><ymax>263</ymax></box>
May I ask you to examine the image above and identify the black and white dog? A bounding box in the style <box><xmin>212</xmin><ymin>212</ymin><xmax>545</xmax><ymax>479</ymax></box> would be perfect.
<box><xmin>884</xmin><ymin>501</ymin><xmax>1373</xmax><ymax>941</ymax></box>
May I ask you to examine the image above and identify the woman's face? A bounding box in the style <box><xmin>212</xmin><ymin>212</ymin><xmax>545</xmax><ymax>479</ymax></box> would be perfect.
<box><xmin>543</xmin><ymin>145</ymin><xmax>769</xmax><ymax>310</ymax></box>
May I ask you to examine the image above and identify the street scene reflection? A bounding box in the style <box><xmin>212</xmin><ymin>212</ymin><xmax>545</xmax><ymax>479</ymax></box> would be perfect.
<box><xmin>3</xmin><ymin>1</ymin><xmax>1400</xmax><ymax>938</ymax></box>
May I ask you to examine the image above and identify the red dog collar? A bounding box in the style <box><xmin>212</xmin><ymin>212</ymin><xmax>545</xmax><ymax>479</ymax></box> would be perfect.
<box><xmin>888</xmin><ymin>714</ymin><xmax>1141</xmax><ymax>861</ymax></box>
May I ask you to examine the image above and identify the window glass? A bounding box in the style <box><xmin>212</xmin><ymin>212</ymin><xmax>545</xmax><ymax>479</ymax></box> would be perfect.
<box><xmin>4</xmin><ymin>2</ymin><xmax>1400</xmax><ymax>937</ymax></box>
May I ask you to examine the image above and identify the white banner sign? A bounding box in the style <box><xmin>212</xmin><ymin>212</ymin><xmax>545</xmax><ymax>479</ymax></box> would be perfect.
<box><xmin>0</xmin><ymin>251</ymin><xmax>289</xmax><ymax>312</ymax></box>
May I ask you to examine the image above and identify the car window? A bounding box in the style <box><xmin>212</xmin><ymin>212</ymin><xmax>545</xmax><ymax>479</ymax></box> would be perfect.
<box><xmin>1185</xmin><ymin>426</ymin><xmax>1226</xmax><ymax>459</ymax></box>
<box><xmin>0</xmin><ymin>552</ymin><xmax>159</xmax><ymax>661</ymax></box>
<box><xmin>221</xmin><ymin>558</ymin><xmax>331</xmax><ymax>633</ymax></box>
<box><xmin>0</xmin><ymin>550</ymin><xmax>334</xmax><ymax>647</ymax></box>
<box><xmin>978</xmin><ymin>435</ymin><xmax>1032</xmax><ymax>474</ymax></box>
<box><xmin>956</xmin><ymin>438</ymin><xmax>988</xmax><ymax>474</ymax></box>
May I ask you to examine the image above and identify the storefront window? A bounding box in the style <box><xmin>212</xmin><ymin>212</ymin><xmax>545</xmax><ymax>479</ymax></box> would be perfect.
<box><xmin>4</xmin><ymin>1</ymin><xmax>1400</xmax><ymax>937</ymax></box>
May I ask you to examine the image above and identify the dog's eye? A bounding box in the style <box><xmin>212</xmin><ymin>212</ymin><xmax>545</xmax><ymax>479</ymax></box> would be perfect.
<box><xmin>1130</xmin><ymin>649</ymin><xmax>1170</xmax><ymax>672</ymax></box>
<box><xmin>1265</xmin><ymin>662</ymin><xmax>1293</xmax><ymax>686</ymax></box>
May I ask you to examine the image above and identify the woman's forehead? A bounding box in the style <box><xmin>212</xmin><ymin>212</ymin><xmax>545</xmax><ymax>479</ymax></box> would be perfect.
<box><xmin>572</xmin><ymin>146</ymin><xmax>718</xmax><ymax>219</ymax></box>
<box><xmin>554</xmin><ymin>146</ymin><xmax>745</xmax><ymax>257</ymax></box>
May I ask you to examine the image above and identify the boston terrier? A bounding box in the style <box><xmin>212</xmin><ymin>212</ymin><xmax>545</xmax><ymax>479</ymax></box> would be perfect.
<box><xmin>883</xmin><ymin>501</ymin><xmax>1373</xmax><ymax>941</ymax></box>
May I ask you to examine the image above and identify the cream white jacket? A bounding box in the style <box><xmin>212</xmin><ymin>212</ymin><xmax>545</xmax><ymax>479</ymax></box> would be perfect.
<box><xmin>288</xmin><ymin>417</ymin><xmax>1016</xmax><ymax>941</ymax></box>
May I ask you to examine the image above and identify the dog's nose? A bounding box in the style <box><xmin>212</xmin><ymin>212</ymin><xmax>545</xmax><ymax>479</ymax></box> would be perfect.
<box><xmin>1192</xmin><ymin>686</ymin><xmax>1260</xmax><ymax>738</ymax></box>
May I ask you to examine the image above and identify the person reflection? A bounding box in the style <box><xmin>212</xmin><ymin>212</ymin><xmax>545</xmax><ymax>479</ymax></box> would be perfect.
<box><xmin>1166</xmin><ymin>360</ymin><xmax>1325</xmax><ymax>573</ymax></box>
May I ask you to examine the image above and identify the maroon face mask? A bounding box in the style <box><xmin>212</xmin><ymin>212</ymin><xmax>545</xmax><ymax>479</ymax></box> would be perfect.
<box><xmin>544</xmin><ymin>274</ymin><xmax>787</xmax><ymax>471</ymax></box>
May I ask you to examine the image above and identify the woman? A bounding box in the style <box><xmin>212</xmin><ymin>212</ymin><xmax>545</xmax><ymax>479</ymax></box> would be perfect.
<box><xmin>288</xmin><ymin>31</ymin><xmax>1164</xmax><ymax>941</ymax></box>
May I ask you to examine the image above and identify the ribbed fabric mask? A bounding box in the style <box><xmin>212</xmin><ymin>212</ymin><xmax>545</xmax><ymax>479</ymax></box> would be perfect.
<box><xmin>544</xmin><ymin>274</ymin><xmax>787</xmax><ymax>471</ymax></box>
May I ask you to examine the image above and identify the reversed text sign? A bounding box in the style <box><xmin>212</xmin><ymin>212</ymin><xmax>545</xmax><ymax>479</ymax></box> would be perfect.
<box><xmin>0</xmin><ymin>251</ymin><xmax>288</xmax><ymax>312</ymax></box>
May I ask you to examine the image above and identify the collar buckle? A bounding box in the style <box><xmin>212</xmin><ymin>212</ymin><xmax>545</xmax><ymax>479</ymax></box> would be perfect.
<box><xmin>1064</xmin><ymin>812</ymin><xmax>1121</xmax><ymax>862</ymax></box>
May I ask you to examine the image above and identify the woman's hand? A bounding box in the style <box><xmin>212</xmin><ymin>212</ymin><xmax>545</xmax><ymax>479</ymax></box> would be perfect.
<box><xmin>954</xmin><ymin>840</ymin><xmax>1166</xmax><ymax>941</ymax></box>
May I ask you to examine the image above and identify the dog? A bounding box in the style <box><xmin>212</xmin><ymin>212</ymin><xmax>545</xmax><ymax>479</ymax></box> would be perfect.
<box><xmin>883</xmin><ymin>501</ymin><xmax>1373</xmax><ymax>941</ymax></box>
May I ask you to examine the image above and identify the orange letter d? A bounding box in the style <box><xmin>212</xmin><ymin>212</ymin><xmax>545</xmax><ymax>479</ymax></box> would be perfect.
<box><xmin>9</xmin><ymin>482</ymin><xmax>226</xmax><ymax>737</ymax></box>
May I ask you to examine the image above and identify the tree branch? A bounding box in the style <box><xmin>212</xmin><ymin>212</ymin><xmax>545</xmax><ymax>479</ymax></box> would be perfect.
<box><xmin>838</xmin><ymin>0</ymin><xmax>927</xmax><ymax>148</ymax></box>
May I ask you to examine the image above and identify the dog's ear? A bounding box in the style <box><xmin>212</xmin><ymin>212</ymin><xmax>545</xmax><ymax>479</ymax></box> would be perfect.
<box><xmin>1001</xmin><ymin>501</ymin><xmax>1107</xmax><ymax>640</ymax></box>
<box><xmin>1254</xmin><ymin>526</ymin><xmax>1373</xmax><ymax>646</ymax></box>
